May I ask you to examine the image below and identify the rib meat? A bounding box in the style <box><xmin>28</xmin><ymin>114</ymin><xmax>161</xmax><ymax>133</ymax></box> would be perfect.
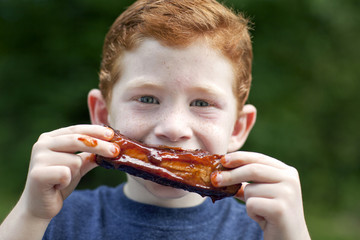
<box><xmin>95</xmin><ymin>129</ymin><xmax>241</xmax><ymax>202</ymax></box>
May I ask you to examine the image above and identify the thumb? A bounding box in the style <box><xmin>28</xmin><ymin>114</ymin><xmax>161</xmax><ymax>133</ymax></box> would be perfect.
<box><xmin>235</xmin><ymin>182</ymin><xmax>248</xmax><ymax>202</ymax></box>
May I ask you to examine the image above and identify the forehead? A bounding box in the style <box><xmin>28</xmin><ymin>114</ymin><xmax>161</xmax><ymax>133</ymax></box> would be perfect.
<box><xmin>116</xmin><ymin>38</ymin><xmax>235</xmax><ymax>91</ymax></box>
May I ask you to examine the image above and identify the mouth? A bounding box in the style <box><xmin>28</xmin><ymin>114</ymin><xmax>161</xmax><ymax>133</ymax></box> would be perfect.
<box><xmin>141</xmin><ymin>138</ymin><xmax>205</xmax><ymax>152</ymax></box>
<box><xmin>95</xmin><ymin>127</ymin><xmax>241</xmax><ymax>202</ymax></box>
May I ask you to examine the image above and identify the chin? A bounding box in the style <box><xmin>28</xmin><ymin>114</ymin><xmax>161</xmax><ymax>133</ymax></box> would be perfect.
<box><xmin>144</xmin><ymin>180</ymin><xmax>189</xmax><ymax>199</ymax></box>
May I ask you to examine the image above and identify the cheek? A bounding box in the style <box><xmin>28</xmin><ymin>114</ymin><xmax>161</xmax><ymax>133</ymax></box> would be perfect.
<box><xmin>195</xmin><ymin>120</ymin><xmax>234</xmax><ymax>155</ymax></box>
<box><xmin>109</xmin><ymin>109</ymin><xmax>155</xmax><ymax>140</ymax></box>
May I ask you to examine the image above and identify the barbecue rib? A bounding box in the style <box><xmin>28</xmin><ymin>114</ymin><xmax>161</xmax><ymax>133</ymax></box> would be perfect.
<box><xmin>95</xmin><ymin>129</ymin><xmax>241</xmax><ymax>202</ymax></box>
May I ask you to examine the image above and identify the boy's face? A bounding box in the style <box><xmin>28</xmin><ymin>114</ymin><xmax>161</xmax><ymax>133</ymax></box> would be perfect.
<box><xmin>107</xmin><ymin>38</ymin><xmax>241</xmax><ymax>200</ymax></box>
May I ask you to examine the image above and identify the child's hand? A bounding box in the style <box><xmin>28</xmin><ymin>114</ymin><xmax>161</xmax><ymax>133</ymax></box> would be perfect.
<box><xmin>212</xmin><ymin>151</ymin><xmax>311</xmax><ymax>240</ymax></box>
<box><xmin>19</xmin><ymin>125</ymin><xmax>119</xmax><ymax>221</ymax></box>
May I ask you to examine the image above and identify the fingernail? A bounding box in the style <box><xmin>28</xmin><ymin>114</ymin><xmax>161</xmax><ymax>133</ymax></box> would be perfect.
<box><xmin>105</xmin><ymin>128</ymin><xmax>114</xmax><ymax>138</ymax></box>
<box><xmin>221</xmin><ymin>155</ymin><xmax>228</xmax><ymax>165</ymax></box>
<box><xmin>110</xmin><ymin>144</ymin><xmax>120</xmax><ymax>156</ymax></box>
<box><xmin>211</xmin><ymin>171</ymin><xmax>223</xmax><ymax>187</ymax></box>
<box><xmin>216</xmin><ymin>173</ymin><xmax>223</xmax><ymax>185</ymax></box>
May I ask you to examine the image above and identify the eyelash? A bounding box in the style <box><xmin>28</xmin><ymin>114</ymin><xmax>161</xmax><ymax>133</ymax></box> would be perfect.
<box><xmin>136</xmin><ymin>96</ymin><xmax>214</xmax><ymax>108</ymax></box>
<box><xmin>190</xmin><ymin>99</ymin><xmax>211</xmax><ymax>107</ymax></box>
<box><xmin>137</xmin><ymin>96</ymin><xmax>159</xmax><ymax>104</ymax></box>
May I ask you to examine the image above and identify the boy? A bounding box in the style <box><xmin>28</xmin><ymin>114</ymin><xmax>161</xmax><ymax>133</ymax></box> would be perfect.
<box><xmin>0</xmin><ymin>0</ymin><xmax>310</xmax><ymax>239</ymax></box>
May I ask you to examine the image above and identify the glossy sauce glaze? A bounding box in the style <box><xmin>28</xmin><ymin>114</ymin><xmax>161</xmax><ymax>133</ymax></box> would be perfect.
<box><xmin>95</xmin><ymin>129</ymin><xmax>241</xmax><ymax>202</ymax></box>
<box><xmin>78</xmin><ymin>136</ymin><xmax>98</xmax><ymax>147</ymax></box>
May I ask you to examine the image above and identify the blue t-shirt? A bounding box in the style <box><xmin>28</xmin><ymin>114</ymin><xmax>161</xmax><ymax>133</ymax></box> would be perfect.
<box><xmin>43</xmin><ymin>184</ymin><xmax>263</xmax><ymax>240</ymax></box>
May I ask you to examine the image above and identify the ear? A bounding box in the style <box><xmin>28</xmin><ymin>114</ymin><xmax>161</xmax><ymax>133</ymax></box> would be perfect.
<box><xmin>87</xmin><ymin>89</ymin><xmax>109</xmax><ymax>125</ymax></box>
<box><xmin>227</xmin><ymin>104</ymin><xmax>257</xmax><ymax>152</ymax></box>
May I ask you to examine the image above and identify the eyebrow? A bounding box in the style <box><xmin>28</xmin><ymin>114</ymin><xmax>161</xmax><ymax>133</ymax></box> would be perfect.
<box><xmin>123</xmin><ymin>77</ymin><xmax>227</xmax><ymax>97</ymax></box>
<box><xmin>123</xmin><ymin>78</ymin><xmax>165</xmax><ymax>91</ymax></box>
<box><xmin>189</xmin><ymin>84</ymin><xmax>227</xmax><ymax>97</ymax></box>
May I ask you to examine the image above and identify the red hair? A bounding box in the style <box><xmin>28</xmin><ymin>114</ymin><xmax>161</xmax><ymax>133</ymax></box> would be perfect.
<box><xmin>99</xmin><ymin>0</ymin><xmax>253</xmax><ymax>111</ymax></box>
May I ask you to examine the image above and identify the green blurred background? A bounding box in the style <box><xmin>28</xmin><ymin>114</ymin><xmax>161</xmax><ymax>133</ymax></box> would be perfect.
<box><xmin>0</xmin><ymin>0</ymin><xmax>359</xmax><ymax>239</ymax></box>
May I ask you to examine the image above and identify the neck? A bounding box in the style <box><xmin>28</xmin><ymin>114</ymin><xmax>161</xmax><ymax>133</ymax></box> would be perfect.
<box><xmin>124</xmin><ymin>175</ymin><xmax>206</xmax><ymax>208</ymax></box>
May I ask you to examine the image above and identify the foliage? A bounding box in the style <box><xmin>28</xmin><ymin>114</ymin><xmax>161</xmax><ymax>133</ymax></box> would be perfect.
<box><xmin>1</xmin><ymin>0</ymin><xmax>359</xmax><ymax>238</ymax></box>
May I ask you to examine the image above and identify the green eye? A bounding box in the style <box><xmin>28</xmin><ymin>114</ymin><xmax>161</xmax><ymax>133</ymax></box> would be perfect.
<box><xmin>190</xmin><ymin>99</ymin><xmax>210</xmax><ymax>107</ymax></box>
<box><xmin>138</xmin><ymin>96</ymin><xmax>159</xmax><ymax>104</ymax></box>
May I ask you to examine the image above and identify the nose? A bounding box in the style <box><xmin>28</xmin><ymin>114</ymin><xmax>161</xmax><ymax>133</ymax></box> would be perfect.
<box><xmin>154</xmin><ymin>108</ymin><xmax>193</xmax><ymax>143</ymax></box>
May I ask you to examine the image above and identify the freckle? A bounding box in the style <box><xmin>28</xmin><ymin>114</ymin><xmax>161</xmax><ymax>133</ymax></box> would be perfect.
<box><xmin>78</xmin><ymin>137</ymin><xmax>98</xmax><ymax>147</ymax></box>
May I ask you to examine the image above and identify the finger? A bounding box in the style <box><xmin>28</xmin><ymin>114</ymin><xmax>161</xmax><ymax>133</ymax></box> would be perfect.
<box><xmin>222</xmin><ymin>151</ymin><xmax>288</xmax><ymax>169</ymax></box>
<box><xmin>245</xmin><ymin>197</ymin><xmax>272</xmax><ymax>229</ymax></box>
<box><xmin>246</xmin><ymin>197</ymin><xmax>285</xmax><ymax>227</ymax></box>
<box><xmin>37</xmin><ymin>152</ymin><xmax>83</xmax><ymax>176</ymax></box>
<box><xmin>30</xmin><ymin>166</ymin><xmax>72</xmax><ymax>191</ymax></box>
<box><xmin>243</xmin><ymin>183</ymin><xmax>279</xmax><ymax>201</ymax></box>
<box><xmin>46</xmin><ymin>134</ymin><xmax>119</xmax><ymax>157</ymax></box>
<box><xmin>214</xmin><ymin>163</ymin><xmax>285</xmax><ymax>187</ymax></box>
<box><xmin>35</xmin><ymin>152</ymin><xmax>97</xmax><ymax>179</ymax></box>
<box><xmin>42</xmin><ymin>124</ymin><xmax>114</xmax><ymax>140</ymax></box>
